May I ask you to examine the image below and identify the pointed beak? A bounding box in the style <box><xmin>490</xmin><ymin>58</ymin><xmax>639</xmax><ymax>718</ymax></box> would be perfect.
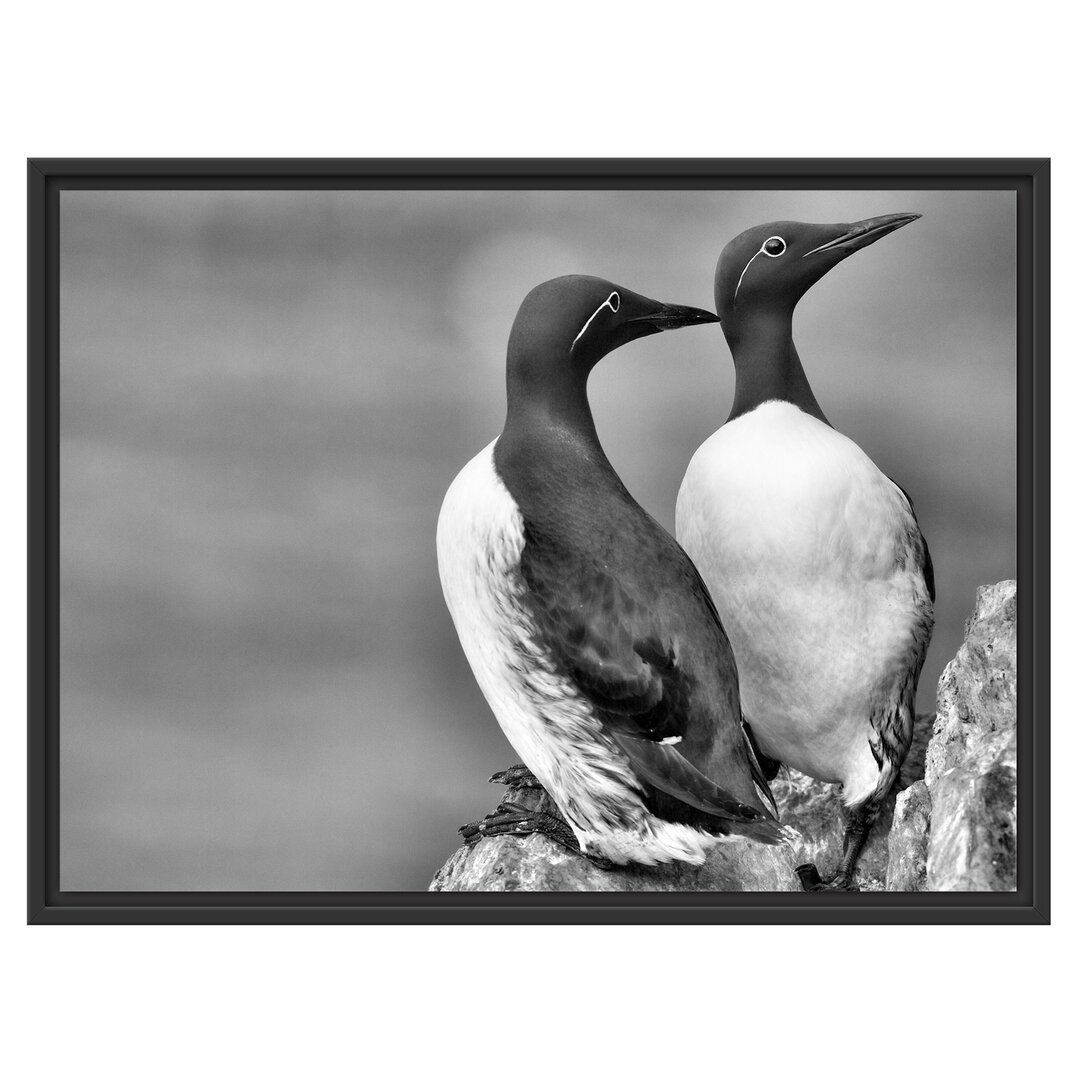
<box><xmin>802</xmin><ymin>212</ymin><xmax>921</xmax><ymax>260</ymax></box>
<box><xmin>626</xmin><ymin>302</ymin><xmax>721</xmax><ymax>334</ymax></box>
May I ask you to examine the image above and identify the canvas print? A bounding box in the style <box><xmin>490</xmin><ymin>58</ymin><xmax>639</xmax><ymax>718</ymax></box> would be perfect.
<box><xmin>58</xmin><ymin>187</ymin><xmax>1017</xmax><ymax>894</ymax></box>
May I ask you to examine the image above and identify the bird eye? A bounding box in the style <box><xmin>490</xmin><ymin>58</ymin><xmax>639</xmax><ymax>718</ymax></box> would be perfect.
<box><xmin>763</xmin><ymin>237</ymin><xmax>786</xmax><ymax>257</ymax></box>
<box><xmin>607</xmin><ymin>291</ymin><xmax>620</xmax><ymax>312</ymax></box>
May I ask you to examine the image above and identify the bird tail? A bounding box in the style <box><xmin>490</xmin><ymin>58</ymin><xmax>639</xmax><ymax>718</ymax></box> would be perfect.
<box><xmin>613</xmin><ymin>734</ymin><xmax>794</xmax><ymax>846</ymax></box>
<box><xmin>740</xmin><ymin>719</ymin><xmax>781</xmax><ymax>816</ymax></box>
<box><xmin>731</xmin><ymin>814</ymin><xmax>799</xmax><ymax>847</ymax></box>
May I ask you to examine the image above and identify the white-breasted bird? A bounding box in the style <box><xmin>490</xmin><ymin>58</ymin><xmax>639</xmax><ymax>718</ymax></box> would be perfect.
<box><xmin>438</xmin><ymin>275</ymin><xmax>787</xmax><ymax>866</ymax></box>
<box><xmin>675</xmin><ymin>216</ymin><xmax>934</xmax><ymax>890</ymax></box>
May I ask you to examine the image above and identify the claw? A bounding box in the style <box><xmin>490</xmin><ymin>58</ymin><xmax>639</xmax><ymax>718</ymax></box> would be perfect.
<box><xmin>458</xmin><ymin>801</ymin><xmax>581</xmax><ymax>855</ymax></box>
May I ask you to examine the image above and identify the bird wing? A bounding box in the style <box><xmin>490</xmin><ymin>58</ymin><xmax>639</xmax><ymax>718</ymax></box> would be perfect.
<box><xmin>612</xmin><ymin>733</ymin><xmax>765</xmax><ymax>824</ymax></box>
<box><xmin>888</xmin><ymin>478</ymin><xmax>935</xmax><ymax>603</ymax></box>
<box><xmin>865</xmin><ymin>478</ymin><xmax>936</xmax><ymax>776</ymax></box>
<box><xmin>520</xmin><ymin>542</ymin><xmax>686</xmax><ymax>742</ymax></box>
<box><xmin>518</xmin><ymin>526</ymin><xmax>777</xmax><ymax>825</ymax></box>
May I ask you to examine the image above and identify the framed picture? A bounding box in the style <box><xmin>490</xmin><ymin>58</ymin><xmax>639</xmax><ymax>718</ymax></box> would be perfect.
<box><xmin>28</xmin><ymin>158</ymin><xmax>1048</xmax><ymax>924</ymax></box>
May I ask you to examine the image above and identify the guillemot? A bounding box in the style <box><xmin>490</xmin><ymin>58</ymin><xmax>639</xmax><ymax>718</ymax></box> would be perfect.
<box><xmin>675</xmin><ymin>216</ymin><xmax>934</xmax><ymax>890</ymax></box>
<box><xmin>437</xmin><ymin>275</ymin><xmax>787</xmax><ymax>866</ymax></box>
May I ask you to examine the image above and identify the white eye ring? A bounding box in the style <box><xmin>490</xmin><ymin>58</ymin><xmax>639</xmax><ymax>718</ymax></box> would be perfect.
<box><xmin>734</xmin><ymin>238</ymin><xmax>786</xmax><ymax>305</ymax></box>
<box><xmin>572</xmin><ymin>291</ymin><xmax>621</xmax><ymax>348</ymax></box>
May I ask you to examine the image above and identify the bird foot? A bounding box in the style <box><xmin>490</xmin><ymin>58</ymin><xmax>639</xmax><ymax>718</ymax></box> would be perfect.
<box><xmin>795</xmin><ymin>863</ymin><xmax>861</xmax><ymax>893</ymax></box>
<box><xmin>488</xmin><ymin>763</ymin><xmax>544</xmax><ymax>791</ymax></box>
<box><xmin>459</xmin><ymin>801</ymin><xmax>581</xmax><ymax>855</ymax></box>
<box><xmin>461</xmin><ymin>766</ymin><xmax>617</xmax><ymax>871</ymax></box>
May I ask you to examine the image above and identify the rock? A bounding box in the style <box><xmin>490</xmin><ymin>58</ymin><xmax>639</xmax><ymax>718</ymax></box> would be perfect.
<box><xmin>430</xmin><ymin>779</ymin><xmax>799</xmax><ymax>892</ymax></box>
<box><xmin>925</xmin><ymin>579</ymin><xmax>1018</xmax><ymax>785</ymax></box>
<box><xmin>886</xmin><ymin>580</ymin><xmax>1017</xmax><ymax>891</ymax></box>
<box><xmin>886</xmin><ymin>781</ymin><xmax>931</xmax><ymax>891</ymax></box>
<box><xmin>925</xmin><ymin>750</ymin><xmax>1017</xmax><ymax>891</ymax></box>
<box><xmin>772</xmin><ymin>712</ymin><xmax>935</xmax><ymax>891</ymax></box>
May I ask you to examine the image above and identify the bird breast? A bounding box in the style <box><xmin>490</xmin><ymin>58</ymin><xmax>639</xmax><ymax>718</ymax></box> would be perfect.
<box><xmin>676</xmin><ymin>401</ymin><xmax>929</xmax><ymax>779</ymax></box>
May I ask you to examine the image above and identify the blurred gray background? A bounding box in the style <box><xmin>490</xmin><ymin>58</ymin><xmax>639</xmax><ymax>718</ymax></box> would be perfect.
<box><xmin>59</xmin><ymin>188</ymin><xmax>1015</xmax><ymax>891</ymax></box>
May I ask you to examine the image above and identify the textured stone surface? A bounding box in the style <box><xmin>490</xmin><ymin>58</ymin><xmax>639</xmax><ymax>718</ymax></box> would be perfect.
<box><xmin>430</xmin><ymin>781</ymin><xmax>799</xmax><ymax>892</ymax></box>
<box><xmin>925</xmin><ymin>579</ymin><xmax>1017</xmax><ymax>785</ymax></box>
<box><xmin>886</xmin><ymin>580</ymin><xmax>1017</xmax><ymax>892</ymax></box>
<box><xmin>772</xmin><ymin>712</ymin><xmax>934</xmax><ymax>891</ymax></box>
<box><xmin>886</xmin><ymin>781</ymin><xmax>931</xmax><ymax>891</ymax></box>
<box><xmin>926</xmin><ymin>751</ymin><xmax>1017</xmax><ymax>891</ymax></box>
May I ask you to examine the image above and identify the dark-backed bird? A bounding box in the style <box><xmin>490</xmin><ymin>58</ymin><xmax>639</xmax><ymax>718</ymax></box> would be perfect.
<box><xmin>437</xmin><ymin>275</ymin><xmax>788</xmax><ymax>865</ymax></box>
<box><xmin>675</xmin><ymin>216</ymin><xmax>935</xmax><ymax>890</ymax></box>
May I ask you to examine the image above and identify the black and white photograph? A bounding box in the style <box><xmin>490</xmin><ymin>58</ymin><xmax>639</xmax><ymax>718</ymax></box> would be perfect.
<box><xmin>45</xmin><ymin>172</ymin><xmax>1029</xmax><ymax>905</ymax></box>
<box><xmin>9</xmin><ymin>0</ymin><xmax>1070</xmax><ymax>1067</ymax></box>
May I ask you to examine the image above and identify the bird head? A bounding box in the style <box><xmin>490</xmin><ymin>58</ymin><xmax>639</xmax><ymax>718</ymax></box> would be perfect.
<box><xmin>714</xmin><ymin>213</ymin><xmax>922</xmax><ymax>323</ymax></box>
<box><xmin>507</xmin><ymin>275</ymin><xmax>719</xmax><ymax>381</ymax></box>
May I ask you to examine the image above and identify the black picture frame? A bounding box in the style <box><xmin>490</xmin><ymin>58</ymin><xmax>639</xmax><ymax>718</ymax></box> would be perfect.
<box><xmin>28</xmin><ymin>158</ymin><xmax>1050</xmax><ymax>925</ymax></box>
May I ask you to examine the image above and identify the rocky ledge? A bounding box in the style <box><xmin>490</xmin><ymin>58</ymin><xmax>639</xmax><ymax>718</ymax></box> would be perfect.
<box><xmin>887</xmin><ymin>579</ymin><xmax>1018</xmax><ymax>891</ymax></box>
<box><xmin>431</xmin><ymin>580</ymin><xmax>1018</xmax><ymax>893</ymax></box>
<box><xmin>430</xmin><ymin>780</ymin><xmax>800</xmax><ymax>892</ymax></box>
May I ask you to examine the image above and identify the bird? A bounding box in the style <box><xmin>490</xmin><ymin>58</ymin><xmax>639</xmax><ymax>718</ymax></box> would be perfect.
<box><xmin>675</xmin><ymin>215</ymin><xmax>935</xmax><ymax>890</ymax></box>
<box><xmin>437</xmin><ymin>274</ymin><xmax>789</xmax><ymax>866</ymax></box>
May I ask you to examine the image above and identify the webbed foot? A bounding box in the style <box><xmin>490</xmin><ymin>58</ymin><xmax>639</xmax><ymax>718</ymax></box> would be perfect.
<box><xmin>459</xmin><ymin>801</ymin><xmax>580</xmax><ymax>854</ymax></box>
<box><xmin>459</xmin><ymin>765</ymin><xmax>617</xmax><ymax>871</ymax></box>
<box><xmin>795</xmin><ymin>863</ymin><xmax>861</xmax><ymax>892</ymax></box>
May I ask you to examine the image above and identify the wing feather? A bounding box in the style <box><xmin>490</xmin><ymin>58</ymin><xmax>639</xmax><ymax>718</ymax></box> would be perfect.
<box><xmin>518</xmin><ymin>523</ymin><xmax>778</xmax><ymax>825</ymax></box>
<box><xmin>888</xmin><ymin>477</ymin><xmax>935</xmax><ymax>603</ymax></box>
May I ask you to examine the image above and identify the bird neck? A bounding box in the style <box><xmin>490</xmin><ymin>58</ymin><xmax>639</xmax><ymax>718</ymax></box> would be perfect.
<box><xmin>723</xmin><ymin>309</ymin><xmax>829</xmax><ymax>425</ymax></box>
<box><xmin>504</xmin><ymin>350</ymin><xmax>604</xmax><ymax>449</ymax></box>
<box><xmin>499</xmin><ymin>357</ymin><xmax>625</xmax><ymax>503</ymax></box>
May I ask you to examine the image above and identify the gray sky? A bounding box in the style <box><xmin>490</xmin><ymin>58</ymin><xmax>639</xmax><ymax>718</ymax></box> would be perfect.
<box><xmin>59</xmin><ymin>188</ymin><xmax>1015</xmax><ymax>890</ymax></box>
